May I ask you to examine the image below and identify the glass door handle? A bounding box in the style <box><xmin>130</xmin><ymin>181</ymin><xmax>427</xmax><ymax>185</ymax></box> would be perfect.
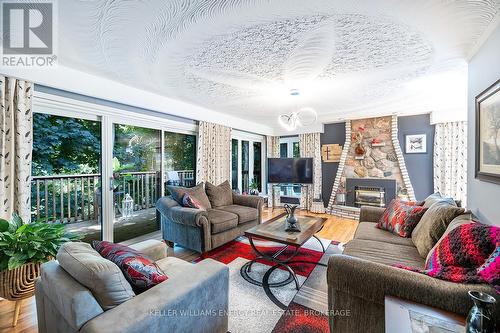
<box><xmin>110</xmin><ymin>177</ymin><xmax>114</xmax><ymax>191</ymax></box>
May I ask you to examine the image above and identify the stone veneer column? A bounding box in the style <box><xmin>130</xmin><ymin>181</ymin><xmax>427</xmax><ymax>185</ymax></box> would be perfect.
<box><xmin>391</xmin><ymin>115</ymin><xmax>416</xmax><ymax>201</ymax></box>
<box><xmin>327</xmin><ymin>120</ymin><xmax>351</xmax><ymax>212</ymax></box>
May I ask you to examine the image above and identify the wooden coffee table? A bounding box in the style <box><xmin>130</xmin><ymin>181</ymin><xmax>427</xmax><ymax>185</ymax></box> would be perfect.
<box><xmin>240</xmin><ymin>214</ymin><xmax>327</xmax><ymax>294</ymax></box>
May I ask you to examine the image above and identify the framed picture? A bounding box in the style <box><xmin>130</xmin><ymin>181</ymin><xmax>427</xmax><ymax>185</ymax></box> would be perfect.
<box><xmin>476</xmin><ymin>79</ymin><xmax>500</xmax><ymax>184</ymax></box>
<box><xmin>405</xmin><ymin>134</ymin><xmax>427</xmax><ymax>154</ymax></box>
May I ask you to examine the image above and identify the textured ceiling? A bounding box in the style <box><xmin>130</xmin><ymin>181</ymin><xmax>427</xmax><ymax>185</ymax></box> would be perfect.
<box><xmin>58</xmin><ymin>0</ymin><xmax>500</xmax><ymax>129</ymax></box>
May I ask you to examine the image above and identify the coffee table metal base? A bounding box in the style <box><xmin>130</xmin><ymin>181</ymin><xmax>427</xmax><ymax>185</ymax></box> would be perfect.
<box><xmin>240</xmin><ymin>235</ymin><xmax>326</xmax><ymax>290</ymax></box>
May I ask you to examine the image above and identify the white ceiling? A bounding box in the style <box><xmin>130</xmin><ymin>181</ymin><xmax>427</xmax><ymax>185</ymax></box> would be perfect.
<box><xmin>50</xmin><ymin>1</ymin><xmax>500</xmax><ymax>132</ymax></box>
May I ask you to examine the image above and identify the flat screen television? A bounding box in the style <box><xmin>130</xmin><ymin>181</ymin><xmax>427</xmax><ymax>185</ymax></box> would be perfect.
<box><xmin>267</xmin><ymin>158</ymin><xmax>313</xmax><ymax>184</ymax></box>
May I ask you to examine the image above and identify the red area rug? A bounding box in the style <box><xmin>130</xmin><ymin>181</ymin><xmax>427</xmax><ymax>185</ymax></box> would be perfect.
<box><xmin>194</xmin><ymin>238</ymin><xmax>337</xmax><ymax>333</ymax></box>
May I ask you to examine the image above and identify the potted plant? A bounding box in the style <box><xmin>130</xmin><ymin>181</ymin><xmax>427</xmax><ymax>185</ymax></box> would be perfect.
<box><xmin>249</xmin><ymin>179</ymin><xmax>260</xmax><ymax>195</ymax></box>
<box><xmin>0</xmin><ymin>213</ymin><xmax>80</xmax><ymax>326</ymax></box>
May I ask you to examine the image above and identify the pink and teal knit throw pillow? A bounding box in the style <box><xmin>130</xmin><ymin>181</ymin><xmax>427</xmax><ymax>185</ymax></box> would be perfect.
<box><xmin>478</xmin><ymin>244</ymin><xmax>500</xmax><ymax>292</ymax></box>
<box><xmin>396</xmin><ymin>223</ymin><xmax>500</xmax><ymax>292</ymax></box>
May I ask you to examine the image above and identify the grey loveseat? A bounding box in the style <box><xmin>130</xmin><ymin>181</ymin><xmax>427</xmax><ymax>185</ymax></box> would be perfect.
<box><xmin>35</xmin><ymin>240</ymin><xmax>229</xmax><ymax>333</ymax></box>
<box><xmin>327</xmin><ymin>206</ymin><xmax>499</xmax><ymax>333</ymax></box>
<box><xmin>157</xmin><ymin>184</ymin><xmax>264</xmax><ymax>253</ymax></box>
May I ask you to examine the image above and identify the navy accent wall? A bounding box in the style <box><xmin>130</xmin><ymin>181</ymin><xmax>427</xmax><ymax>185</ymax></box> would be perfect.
<box><xmin>320</xmin><ymin>122</ymin><xmax>345</xmax><ymax>206</ymax></box>
<box><xmin>321</xmin><ymin>115</ymin><xmax>435</xmax><ymax>206</ymax></box>
<box><xmin>397</xmin><ymin>114</ymin><xmax>435</xmax><ymax>201</ymax></box>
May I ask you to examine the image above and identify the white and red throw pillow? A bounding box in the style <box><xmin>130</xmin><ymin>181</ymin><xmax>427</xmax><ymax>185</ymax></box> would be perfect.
<box><xmin>92</xmin><ymin>241</ymin><xmax>167</xmax><ymax>292</ymax></box>
<box><xmin>376</xmin><ymin>199</ymin><xmax>427</xmax><ymax>237</ymax></box>
<box><xmin>182</xmin><ymin>193</ymin><xmax>203</xmax><ymax>209</ymax></box>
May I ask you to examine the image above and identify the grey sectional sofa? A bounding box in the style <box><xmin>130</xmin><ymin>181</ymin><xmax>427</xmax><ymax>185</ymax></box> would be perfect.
<box><xmin>327</xmin><ymin>206</ymin><xmax>499</xmax><ymax>333</ymax></box>
<box><xmin>157</xmin><ymin>192</ymin><xmax>263</xmax><ymax>253</ymax></box>
<box><xmin>35</xmin><ymin>240</ymin><xmax>229</xmax><ymax>333</ymax></box>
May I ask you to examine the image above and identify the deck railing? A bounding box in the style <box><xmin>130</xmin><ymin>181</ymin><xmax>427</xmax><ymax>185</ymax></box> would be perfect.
<box><xmin>31</xmin><ymin>170</ymin><xmax>194</xmax><ymax>224</ymax></box>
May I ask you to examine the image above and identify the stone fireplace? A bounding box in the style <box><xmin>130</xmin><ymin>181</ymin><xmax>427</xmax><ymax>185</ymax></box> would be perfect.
<box><xmin>327</xmin><ymin>115</ymin><xmax>415</xmax><ymax>216</ymax></box>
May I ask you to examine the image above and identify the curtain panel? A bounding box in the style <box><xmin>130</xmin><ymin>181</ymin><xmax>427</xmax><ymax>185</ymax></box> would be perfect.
<box><xmin>0</xmin><ymin>76</ymin><xmax>33</xmax><ymax>223</ymax></box>
<box><xmin>299</xmin><ymin>133</ymin><xmax>323</xmax><ymax>212</ymax></box>
<box><xmin>433</xmin><ymin>121</ymin><xmax>467</xmax><ymax>206</ymax></box>
<box><xmin>266</xmin><ymin>136</ymin><xmax>280</xmax><ymax>208</ymax></box>
<box><xmin>196</xmin><ymin>121</ymin><xmax>232</xmax><ymax>185</ymax></box>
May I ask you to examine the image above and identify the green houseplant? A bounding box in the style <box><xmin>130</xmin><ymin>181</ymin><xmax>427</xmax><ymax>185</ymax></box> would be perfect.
<box><xmin>249</xmin><ymin>179</ymin><xmax>260</xmax><ymax>195</ymax></box>
<box><xmin>0</xmin><ymin>213</ymin><xmax>80</xmax><ymax>271</ymax></box>
<box><xmin>0</xmin><ymin>213</ymin><xmax>80</xmax><ymax>326</ymax></box>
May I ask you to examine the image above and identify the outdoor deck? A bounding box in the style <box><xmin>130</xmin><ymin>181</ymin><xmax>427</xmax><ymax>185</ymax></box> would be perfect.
<box><xmin>31</xmin><ymin>170</ymin><xmax>194</xmax><ymax>242</ymax></box>
<box><xmin>64</xmin><ymin>207</ymin><xmax>159</xmax><ymax>243</ymax></box>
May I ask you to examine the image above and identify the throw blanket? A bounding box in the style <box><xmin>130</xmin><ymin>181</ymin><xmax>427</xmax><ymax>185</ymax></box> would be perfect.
<box><xmin>396</xmin><ymin>223</ymin><xmax>500</xmax><ymax>293</ymax></box>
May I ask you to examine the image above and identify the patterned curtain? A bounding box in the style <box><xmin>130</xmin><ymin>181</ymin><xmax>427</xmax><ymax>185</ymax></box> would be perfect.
<box><xmin>0</xmin><ymin>76</ymin><xmax>33</xmax><ymax>223</ymax></box>
<box><xmin>433</xmin><ymin>121</ymin><xmax>467</xmax><ymax>206</ymax></box>
<box><xmin>266</xmin><ymin>136</ymin><xmax>280</xmax><ymax>208</ymax></box>
<box><xmin>196</xmin><ymin>121</ymin><xmax>232</xmax><ymax>185</ymax></box>
<box><xmin>299</xmin><ymin>133</ymin><xmax>322</xmax><ymax>212</ymax></box>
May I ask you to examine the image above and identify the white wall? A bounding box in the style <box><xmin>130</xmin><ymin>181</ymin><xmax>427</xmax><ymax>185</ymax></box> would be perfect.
<box><xmin>467</xmin><ymin>24</ymin><xmax>500</xmax><ymax>225</ymax></box>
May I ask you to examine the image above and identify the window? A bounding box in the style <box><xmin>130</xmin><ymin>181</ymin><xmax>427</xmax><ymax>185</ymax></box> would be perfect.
<box><xmin>280</xmin><ymin>143</ymin><xmax>287</xmax><ymax>158</ymax></box>
<box><xmin>278</xmin><ymin>137</ymin><xmax>301</xmax><ymax>198</ymax></box>
<box><xmin>32</xmin><ymin>113</ymin><xmax>102</xmax><ymax>243</ymax></box>
<box><xmin>231</xmin><ymin>139</ymin><xmax>238</xmax><ymax>190</ymax></box>
<box><xmin>164</xmin><ymin>132</ymin><xmax>197</xmax><ymax>190</ymax></box>
<box><xmin>241</xmin><ymin>141</ymin><xmax>250</xmax><ymax>193</ymax></box>
<box><xmin>293</xmin><ymin>142</ymin><xmax>300</xmax><ymax>158</ymax></box>
<box><xmin>253</xmin><ymin>142</ymin><xmax>262</xmax><ymax>192</ymax></box>
<box><xmin>231</xmin><ymin>132</ymin><xmax>265</xmax><ymax>194</ymax></box>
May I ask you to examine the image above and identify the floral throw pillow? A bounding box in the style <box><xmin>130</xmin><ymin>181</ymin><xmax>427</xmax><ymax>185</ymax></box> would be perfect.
<box><xmin>376</xmin><ymin>199</ymin><xmax>427</xmax><ymax>237</ymax></box>
<box><xmin>182</xmin><ymin>193</ymin><xmax>203</xmax><ymax>209</ymax></box>
<box><xmin>92</xmin><ymin>241</ymin><xmax>167</xmax><ymax>292</ymax></box>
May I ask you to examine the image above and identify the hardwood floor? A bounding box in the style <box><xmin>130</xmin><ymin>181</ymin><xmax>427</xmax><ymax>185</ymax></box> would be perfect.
<box><xmin>0</xmin><ymin>208</ymin><xmax>358</xmax><ymax>333</ymax></box>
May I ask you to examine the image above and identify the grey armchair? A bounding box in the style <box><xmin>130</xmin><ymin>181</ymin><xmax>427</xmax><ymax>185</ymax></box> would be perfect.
<box><xmin>157</xmin><ymin>193</ymin><xmax>263</xmax><ymax>253</ymax></box>
<box><xmin>35</xmin><ymin>240</ymin><xmax>229</xmax><ymax>333</ymax></box>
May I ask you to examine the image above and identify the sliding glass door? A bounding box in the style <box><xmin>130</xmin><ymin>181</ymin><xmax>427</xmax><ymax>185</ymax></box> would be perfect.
<box><xmin>164</xmin><ymin>131</ymin><xmax>197</xmax><ymax>191</ymax></box>
<box><xmin>31</xmin><ymin>113</ymin><xmax>102</xmax><ymax>243</ymax></box>
<box><xmin>34</xmin><ymin>94</ymin><xmax>198</xmax><ymax>244</ymax></box>
<box><xmin>112</xmin><ymin>124</ymin><xmax>162</xmax><ymax>243</ymax></box>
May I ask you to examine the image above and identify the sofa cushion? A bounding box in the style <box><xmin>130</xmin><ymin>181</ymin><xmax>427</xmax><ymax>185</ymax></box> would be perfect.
<box><xmin>355</xmin><ymin>222</ymin><xmax>415</xmax><ymax>247</ymax></box>
<box><xmin>207</xmin><ymin>209</ymin><xmax>238</xmax><ymax>234</ymax></box>
<box><xmin>422</xmin><ymin>192</ymin><xmax>457</xmax><ymax>209</ymax></box>
<box><xmin>411</xmin><ymin>201</ymin><xmax>465</xmax><ymax>258</ymax></box>
<box><xmin>425</xmin><ymin>212</ymin><xmax>475</xmax><ymax>266</ymax></box>
<box><xmin>343</xmin><ymin>239</ymin><xmax>424</xmax><ymax>269</ymax></box>
<box><xmin>205</xmin><ymin>180</ymin><xmax>233</xmax><ymax>207</ymax></box>
<box><xmin>155</xmin><ymin>257</ymin><xmax>192</xmax><ymax>279</ymax></box>
<box><xmin>56</xmin><ymin>242</ymin><xmax>135</xmax><ymax>310</ymax></box>
<box><xmin>167</xmin><ymin>182</ymin><xmax>211</xmax><ymax>210</ymax></box>
<box><xmin>92</xmin><ymin>241</ymin><xmax>168</xmax><ymax>293</ymax></box>
<box><xmin>376</xmin><ymin>199</ymin><xmax>427</xmax><ymax>237</ymax></box>
<box><xmin>129</xmin><ymin>239</ymin><xmax>167</xmax><ymax>262</ymax></box>
<box><xmin>216</xmin><ymin>204</ymin><xmax>258</xmax><ymax>224</ymax></box>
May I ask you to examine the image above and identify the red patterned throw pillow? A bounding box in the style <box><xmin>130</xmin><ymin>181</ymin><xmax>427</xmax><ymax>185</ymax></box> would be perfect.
<box><xmin>182</xmin><ymin>193</ymin><xmax>203</xmax><ymax>209</ymax></box>
<box><xmin>92</xmin><ymin>241</ymin><xmax>167</xmax><ymax>292</ymax></box>
<box><xmin>376</xmin><ymin>199</ymin><xmax>427</xmax><ymax>237</ymax></box>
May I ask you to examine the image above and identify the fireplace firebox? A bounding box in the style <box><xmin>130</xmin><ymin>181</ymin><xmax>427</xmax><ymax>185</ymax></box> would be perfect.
<box><xmin>354</xmin><ymin>186</ymin><xmax>385</xmax><ymax>207</ymax></box>
<box><xmin>345</xmin><ymin>178</ymin><xmax>397</xmax><ymax>208</ymax></box>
